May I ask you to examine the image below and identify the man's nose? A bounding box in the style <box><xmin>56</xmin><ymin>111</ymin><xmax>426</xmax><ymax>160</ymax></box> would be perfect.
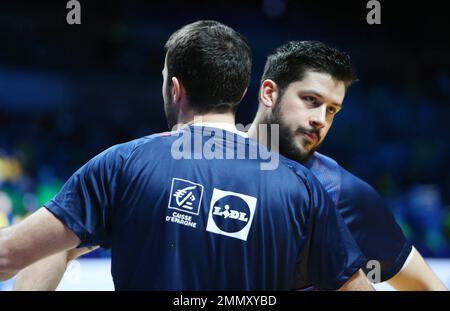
<box><xmin>309</xmin><ymin>105</ymin><xmax>326</xmax><ymax>129</ymax></box>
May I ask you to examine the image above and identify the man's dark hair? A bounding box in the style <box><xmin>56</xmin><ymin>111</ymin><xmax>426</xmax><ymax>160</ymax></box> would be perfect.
<box><xmin>165</xmin><ymin>20</ymin><xmax>252</xmax><ymax>113</ymax></box>
<box><xmin>261</xmin><ymin>41</ymin><xmax>356</xmax><ymax>93</ymax></box>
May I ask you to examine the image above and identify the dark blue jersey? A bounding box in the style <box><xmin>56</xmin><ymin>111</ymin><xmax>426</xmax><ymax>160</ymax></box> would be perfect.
<box><xmin>305</xmin><ymin>152</ymin><xmax>412</xmax><ymax>282</ymax></box>
<box><xmin>45</xmin><ymin>125</ymin><xmax>365</xmax><ymax>290</ymax></box>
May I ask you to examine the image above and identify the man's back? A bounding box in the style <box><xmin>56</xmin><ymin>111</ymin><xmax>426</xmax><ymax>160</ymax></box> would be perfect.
<box><xmin>45</xmin><ymin>125</ymin><xmax>364</xmax><ymax>290</ymax></box>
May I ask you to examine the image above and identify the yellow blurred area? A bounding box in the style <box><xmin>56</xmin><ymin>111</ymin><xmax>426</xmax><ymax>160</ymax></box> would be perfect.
<box><xmin>0</xmin><ymin>213</ymin><xmax>27</xmax><ymax>228</ymax></box>
<box><xmin>0</xmin><ymin>156</ymin><xmax>22</xmax><ymax>182</ymax></box>
<box><xmin>0</xmin><ymin>212</ymin><xmax>8</xmax><ymax>228</ymax></box>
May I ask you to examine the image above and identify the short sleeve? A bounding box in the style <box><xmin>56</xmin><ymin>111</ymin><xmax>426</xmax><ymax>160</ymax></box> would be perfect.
<box><xmin>338</xmin><ymin>169</ymin><xmax>412</xmax><ymax>282</ymax></box>
<box><xmin>44</xmin><ymin>143</ymin><xmax>132</xmax><ymax>248</ymax></box>
<box><xmin>297</xmin><ymin>171</ymin><xmax>366</xmax><ymax>290</ymax></box>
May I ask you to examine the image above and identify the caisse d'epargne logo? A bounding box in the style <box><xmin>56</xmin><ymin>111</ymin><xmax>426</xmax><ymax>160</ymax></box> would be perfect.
<box><xmin>168</xmin><ymin>178</ymin><xmax>204</xmax><ymax>215</ymax></box>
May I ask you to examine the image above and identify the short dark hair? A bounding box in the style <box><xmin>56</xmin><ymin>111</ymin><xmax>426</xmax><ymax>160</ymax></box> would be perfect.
<box><xmin>164</xmin><ymin>20</ymin><xmax>252</xmax><ymax>113</ymax></box>
<box><xmin>261</xmin><ymin>41</ymin><xmax>356</xmax><ymax>92</ymax></box>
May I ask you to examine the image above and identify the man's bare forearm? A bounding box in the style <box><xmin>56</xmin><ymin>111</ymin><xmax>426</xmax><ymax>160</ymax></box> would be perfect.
<box><xmin>13</xmin><ymin>252</ymin><xmax>69</xmax><ymax>291</ymax></box>
<box><xmin>0</xmin><ymin>227</ymin><xmax>19</xmax><ymax>280</ymax></box>
<box><xmin>338</xmin><ymin>269</ymin><xmax>375</xmax><ymax>291</ymax></box>
<box><xmin>388</xmin><ymin>247</ymin><xmax>448</xmax><ymax>291</ymax></box>
<box><xmin>0</xmin><ymin>208</ymin><xmax>80</xmax><ymax>281</ymax></box>
<box><xmin>13</xmin><ymin>246</ymin><xmax>98</xmax><ymax>291</ymax></box>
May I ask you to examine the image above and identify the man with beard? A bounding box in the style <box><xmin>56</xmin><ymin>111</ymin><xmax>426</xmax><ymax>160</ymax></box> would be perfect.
<box><xmin>248</xmin><ymin>41</ymin><xmax>446</xmax><ymax>290</ymax></box>
<box><xmin>11</xmin><ymin>39</ymin><xmax>447</xmax><ymax>291</ymax></box>
<box><xmin>3</xmin><ymin>23</ymin><xmax>372</xmax><ymax>290</ymax></box>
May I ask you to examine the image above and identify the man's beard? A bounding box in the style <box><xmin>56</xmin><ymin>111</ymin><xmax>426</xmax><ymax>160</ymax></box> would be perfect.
<box><xmin>164</xmin><ymin>95</ymin><xmax>178</xmax><ymax>130</ymax></box>
<box><xmin>165</xmin><ymin>106</ymin><xmax>178</xmax><ymax>130</ymax></box>
<box><xmin>268</xmin><ymin>100</ymin><xmax>320</xmax><ymax>164</ymax></box>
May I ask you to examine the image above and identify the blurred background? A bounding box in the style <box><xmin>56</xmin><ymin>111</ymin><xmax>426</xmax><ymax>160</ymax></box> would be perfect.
<box><xmin>0</xmin><ymin>0</ymin><xmax>449</xmax><ymax>289</ymax></box>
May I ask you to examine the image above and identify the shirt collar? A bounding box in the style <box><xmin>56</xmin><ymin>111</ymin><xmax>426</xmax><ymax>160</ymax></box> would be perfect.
<box><xmin>191</xmin><ymin>122</ymin><xmax>248</xmax><ymax>138</ymax></box>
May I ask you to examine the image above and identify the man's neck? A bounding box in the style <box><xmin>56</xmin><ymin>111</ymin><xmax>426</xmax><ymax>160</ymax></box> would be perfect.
<box><xmin>248</xmin><ymin>112</ymin><xmax>268</xmax><ymax>148</ymax></box>
<box><xmin>179</xmin><ymin>112</ymin><xmax>236</xmax><ymax>128</ymax></box>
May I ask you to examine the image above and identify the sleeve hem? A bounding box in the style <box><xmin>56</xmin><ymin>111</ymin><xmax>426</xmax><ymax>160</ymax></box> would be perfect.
<box><xmin>380</xmin><ymin>240</ymin><xmax>413</xmax><ymax>282</ymax></box>
<box><xmin>44</xmin><ymin>200</ymin><xmax>93</xmax><ymax>246</ymax></box>
<box><xmin>328</xmin><ymin>254</ymin><xmax>367</xmax><ymax>290</ymax></box>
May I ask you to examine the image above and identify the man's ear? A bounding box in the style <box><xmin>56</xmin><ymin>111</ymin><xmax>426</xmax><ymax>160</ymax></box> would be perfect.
<box><xmin>260</xmin><ymin>79</ymin><xmax>279</xmax><ymax>109</ymax></box>
<box><xmin>171</xmin><ymin>76</ymin><xmax>184</xmax><ymax>105</ymax></box>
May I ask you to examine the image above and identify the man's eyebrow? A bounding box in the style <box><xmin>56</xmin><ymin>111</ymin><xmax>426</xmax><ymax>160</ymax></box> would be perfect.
<box><xmin>301</xmin><ymin>90</ymin><xmax>342</xmax><ymax>107</ymax></box>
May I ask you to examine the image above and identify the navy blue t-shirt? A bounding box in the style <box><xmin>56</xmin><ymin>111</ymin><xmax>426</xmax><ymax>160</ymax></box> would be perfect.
<box><xmin>305</xmin><ymin>152</ymin><xmax>412</xmax><ymax>282</ymax></box>
<box><xmin>45</xmin><ymin>125</ymin><xmax>365</xmax><ymax>290</ymax></box>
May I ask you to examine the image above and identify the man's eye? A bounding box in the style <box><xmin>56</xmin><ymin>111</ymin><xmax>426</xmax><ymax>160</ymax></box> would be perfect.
<box><xmin>302</xmin><ymin>96</ymin><xmax>316</xmax><ymax>103</ymax></box>
<box><xmin>327</xmin><ymin>106</ymin><xmax>337</xmax><ymax>115</ymax></box>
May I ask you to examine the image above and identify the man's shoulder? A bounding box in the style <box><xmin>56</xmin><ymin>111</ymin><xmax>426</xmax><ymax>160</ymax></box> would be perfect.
<box><xmin>278</xmin><ymin>155</ymin><xmax>337</xmax><ymax>209</ymax></box>
<box><xmin>338</xmin><ymin>165</ymin><xmax>381</xmax><ymax>203</ymax></box>
<box><xmin>92</xmin><ymin>131</ymin><xmax>178</xmax><ymax>164</ymax></box>
<box><xmin>305</xmin><ymin>152</ymin><xmax>383</xmax><ymax>205</ymax></box>
<box><xmin>279</xmin><ymin>155</ymin><xmax>313</xmax><ymax>182</ymax></box>
<box><xmin>304</xmin><ymin>152</ymin><xmax>343</xmax><ymax>204</ymax></box>
<box><xmin>306</xmin><ymin>152</ymin><xmax>339</xmax><ymax>169</ymax></box>
<box><xmin>311</xmin><ymin>153</ymin><xmax>385</xmax><ymax>220</ymax></box>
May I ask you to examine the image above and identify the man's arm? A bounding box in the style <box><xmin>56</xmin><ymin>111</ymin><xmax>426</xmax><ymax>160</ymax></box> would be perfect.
<box><xmin>387</xmin><ymin>247</ymin><xmax>448</xmax><ymax>291</ymax></box>
<box><xmin>0</xmin><ymin>207</ymin><xmax>80</xmax><ymax>281</ymax></box>
<box><xmin>338</xmin><ymin>269</ymin><xmax>375</xmax><ymax>291</ymax></box>
<box><xmin>13</xmin><ymin>246</ymin><xmax>98</xmax><ymax>291</ymax></box>
<box><xmin>12</xmin><ymin>252</ymin><xmax>69</xmax><ymax>291</ymax></box>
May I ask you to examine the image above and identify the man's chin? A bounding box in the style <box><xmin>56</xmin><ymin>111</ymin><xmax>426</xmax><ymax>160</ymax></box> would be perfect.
<box><xmin>279</xmin><ymin>142</ymin><xmax>310</xmax><ymax>164</ymax></box>
<box><xmin>294</xmin><ymin>143</ymin><xmax>317</xmax><ymax>163</ymax></box>
<box><xmin>277</xmin><ymin>124</ymin><xmax>317</xmax><ymax>163</ymax></box>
